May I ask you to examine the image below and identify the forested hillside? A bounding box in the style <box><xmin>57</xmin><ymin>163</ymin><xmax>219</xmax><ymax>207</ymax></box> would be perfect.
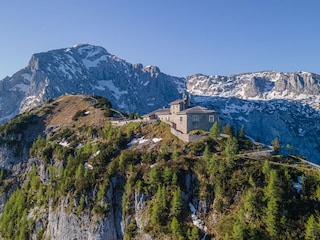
<box><xmin>0</xmin><ymin>95</ymin><xmax>319</xmax><ymax>239</ymax></box>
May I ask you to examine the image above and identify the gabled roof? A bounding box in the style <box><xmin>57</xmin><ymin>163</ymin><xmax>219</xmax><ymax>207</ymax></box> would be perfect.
<box><xmin>176</xmin><ymin>106</ymin><xmax>216</xmax><ymax>115</ymax></box>
<box><xmin>169</xmin><ymin>99</ymin><xmax>185</xmax><ymax>105</ymax></box>
<box><xmin>143</xmin><ymin>108</ymin><xmax>170</xmax><ymax>117</ymax></box>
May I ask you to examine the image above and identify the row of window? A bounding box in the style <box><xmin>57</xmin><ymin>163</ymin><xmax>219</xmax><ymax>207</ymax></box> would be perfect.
<box><xmin>163</xmin><ymin>115</ymin><xmax>216</xmax><ymax>123</ymax></box>
<box><xmin>179</xmin><ymin>115</ymin><xmax>215</xmax><ymax>123</ymax></box>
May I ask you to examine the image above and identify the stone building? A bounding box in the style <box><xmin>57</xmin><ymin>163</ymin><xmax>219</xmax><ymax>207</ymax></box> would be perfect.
<box><xmin>143</xmin><ymin>96</ymin><xmax>219</xmax><ymax>134</ymax></box>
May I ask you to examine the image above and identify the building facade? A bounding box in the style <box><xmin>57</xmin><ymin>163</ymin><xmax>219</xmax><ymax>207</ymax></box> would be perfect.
<box><xmin>143</xmin><ymin>97</ymin><xmax>219</xmax><ymax>134</ymax></box>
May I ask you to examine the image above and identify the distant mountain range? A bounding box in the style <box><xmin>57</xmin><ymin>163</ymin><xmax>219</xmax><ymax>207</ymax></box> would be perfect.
<box><xmin>0</xmin><ymin>44</ymin><xmax>319</xmax><ymax>163</ymax></box>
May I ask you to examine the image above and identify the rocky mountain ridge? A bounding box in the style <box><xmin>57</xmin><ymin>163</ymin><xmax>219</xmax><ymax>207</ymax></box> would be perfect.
<box><xmin>186</xmin><ymin>71</ymin><xmax>320</xmax><ymax>163</ymax></box>
<box><xmin>0</xmin><ymin>95</ymin><xmax>319</xmax><ymax>239</ymax></box>
<box><xmin>0</xmin><ymin>44</ymin><xmax>184</xmax><ymax>123</ymax></box>
<box><xmin>0</xmin><ymin>44</ymin><xmax>319</xmax><ymax>163</ymax></box>
<box><xmin>186</xmin><ymin>71</ymin><xmax>320</xmax><ymax>107</ymax></box>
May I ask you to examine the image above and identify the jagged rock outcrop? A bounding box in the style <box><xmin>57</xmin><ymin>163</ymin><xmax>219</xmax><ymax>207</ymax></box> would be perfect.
<box><xmin>186</xmin><ymin>71</ymin><xmax>320</xmax><ymax>105</ymax></box>
<box><xmin>44</xmin><ymin>176</ymin><xmax>124</xmax><ymax>240</ymax></box>
<box><xmin>196</xmin><ymin>95</ymin><xmax>320</xmax><ymax>163</ymax></box>
<box><xmin>0</xmin><ymin>45</ymin><xmax>319</xmax><ymax>162</ymax></box>
<box><xmin>0</xmin><ymin>94</ymin><xmax>319</xmax><ymax>239</ymax></box>
<box><xmin>187</xmin><ymin>71</ymin><xmax>320</xmax><ymax>163</ymax></box>
<box><xmin>0</xmin><ymin>44</ymin><xmax>185</xmax><ymax>123</ymax></box>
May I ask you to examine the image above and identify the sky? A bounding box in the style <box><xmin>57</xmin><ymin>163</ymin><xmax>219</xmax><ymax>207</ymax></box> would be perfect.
<box><xmin>0</xmin><ymin>0</ymin><xmax>319</xmax><ymax>79</ymax></box>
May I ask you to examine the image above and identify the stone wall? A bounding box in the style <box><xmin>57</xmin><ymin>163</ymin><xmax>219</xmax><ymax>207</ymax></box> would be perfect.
<box><xmin>170</xmin><ymin>128</ymin><xmax>207</xmax><ymax>143</ymax></box>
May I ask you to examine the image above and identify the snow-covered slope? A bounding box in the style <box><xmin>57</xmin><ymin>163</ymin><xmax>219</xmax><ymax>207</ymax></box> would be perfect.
<box><xmin>0</xmin><ymin>44</ymin><xmax>185</xmax><ymax>122</ymax></box>
<box><xmin>0</xmin><ymin>45</ymin><xmax>319</xmax><ymax>163</ymax></box>
<box><xmin>187</xmin><ymin>71</ymin><xmax>320</xmax><ymax>107</ymax></box>
<box><xmin>187</xmin><ymin>71</ymin><xmax>320</xmax><ymax>163</ymax></box>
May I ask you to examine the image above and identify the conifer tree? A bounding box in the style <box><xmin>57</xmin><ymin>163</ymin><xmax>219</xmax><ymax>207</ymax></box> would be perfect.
<box><xmin>203</xmin><ymin>145</ymin><xmax>211</xmax><ymax>162</ymax></box>
<box><xmin>223</xmin><ymin>123</ymin><xmax>234</xmax><ymax>137</ymax></box>
<box><xmin>225</xmin><ymin>137</ymin><xmax>238</xmax><ymax>167</ymax></box>
<box><xmin>262</xmin><ymin>160</ymin><xmax>271</xmax><ymax>177</ymax></box>
<box><xmin>163</xmin><ymin>167</ymin><xmax>173</xmax><ymax>185</ymax></box>
<box><xmin>189</xmin><ymin>226</ymin><xmax>199</xmax><ymax>240</ymax></box>
<box><xmin>170</xmin><ymin>187</ymin><xmax>183</xmax><ymax>217</ymax></box>
<box><xmin>239</xmin><ymin>125</ymin><xmax>245</xmax><ymax>139</ymax></box>
<box><xmin>151</xmin><ymin>197</ymin><xmax>162</xmax><ymax>225</ymax></box>
<box><xmin>151</xmin><ymin>186</ymin><xmax>166</xmax><ymax>225</ymax></box>
<box><xmin>265</xmin><ymin>197</ymin><xmax>278</xmax><ymax>237</ymax></box>
<box><xmin>172</xmin><ymin>147</ymin><xmax>179</xmax><ymax>161</ymax></box>
<box><xmin>244</xmin><ymin>189</ymin><xmax>256</xmax><ymax>217</ymax></box>
<box><xmin>264</xmin><ymin>170</ymin><xmax>280</xmax><ymax>238</ymax></box>
<box><xmin>304</xmin><ymin>215</ymin><xmax>319</xmax><ymax>240</ymax></box>
<box><xmin>172</xmin><ymin>172</ymin><xmax>178</xmax><ymax>186</ymax></box>
<box><xmin>208</xmin><ymin>154</ymin><xmax>218</xmax><ymax>176</ymax></box>
<box><xmin>232</xmin><ymin>208</ymin><xmax>246</xmax><ymax>239</ymax></box>
<box><xmin>264</xmin><ymin>170</ymin><xmax>280</xmax><ymax>200</ymax></box>
<box><xmin>210</xmin><ymin>121</ymin><xmax>220</xmax><ymax>138</ymax></box>
<box><xmin>272</xmin><ymin>137</ymin><xmax>281</xmax><ymax>153</ymax></box>
<box><xmin>170</xmin><ymin>217</ymin><xmax>182</xmax><ymax>236</ymax></box>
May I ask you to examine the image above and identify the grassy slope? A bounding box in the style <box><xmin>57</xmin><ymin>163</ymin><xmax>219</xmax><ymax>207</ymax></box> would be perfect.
<box><xmin>0</xmin><ymin>95</ymin><xmax>319</xmax><ymax>239</ymax></box>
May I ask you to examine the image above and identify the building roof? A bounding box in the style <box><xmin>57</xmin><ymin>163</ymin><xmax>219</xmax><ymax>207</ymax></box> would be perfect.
<box><xmin>169</xmin><ymin>99</ymin><xmax>185</xmax><ymax>105</ymax></box>
<box><xmin>143</xmin><ymin>108</ymin><xmax>170</xmax><ymax>117</ymax></box>
<box><xmin>176</xmin><ymin>106</ymin><xmax>216</xmax><ymax>115</ymax></box>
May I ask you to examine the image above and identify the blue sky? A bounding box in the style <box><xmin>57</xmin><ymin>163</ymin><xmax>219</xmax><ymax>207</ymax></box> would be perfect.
<box><xmin>0</xmin><ymin>0</ymin><xmax>319</xmax><ymax>79</ymax></box>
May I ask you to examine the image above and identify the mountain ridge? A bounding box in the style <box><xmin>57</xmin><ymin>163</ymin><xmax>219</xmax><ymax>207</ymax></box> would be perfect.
<box><xmin>0</xmin><ymin>94</ymin><xmax>319</xmax><ymax>239</ymax></box>
<box><xmin>0</xmin><ymin>44</ymin><xmax>319</xmax><ymax>163</ymax></box>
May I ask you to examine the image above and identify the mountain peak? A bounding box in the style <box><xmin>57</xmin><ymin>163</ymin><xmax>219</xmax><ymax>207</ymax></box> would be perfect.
<box><xmin>0</xmin><ymin>45</ymin><xmax>319</xmax><ymax>162</ymax></box>
<box><xmin>0</xmin><ymin>44</ymin><xmax>184</xmax><ymax>124</ymax></box>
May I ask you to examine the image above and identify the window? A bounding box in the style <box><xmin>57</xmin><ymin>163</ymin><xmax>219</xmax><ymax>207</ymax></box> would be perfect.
<box><xmin>209</xmin><ymin>115</ymin><xmax>214</xmax><ymax>122</ymax></box>
<box><xmin>192</xmin><ymin>115</ymin><xmax>199</xmax><ymax>125</ymax></box>
<box><xmin>180</xmin><ymin>116</ymin><xmax>183</xmax><ymax>121</ymax></box>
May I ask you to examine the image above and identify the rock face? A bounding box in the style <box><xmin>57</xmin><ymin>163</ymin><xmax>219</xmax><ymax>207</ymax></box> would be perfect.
<box><xmin>187</xmin><ymin>71</ymin><xmax>320</xmax><ymax>163</ymax></box>
<box><xmin>0</xmin><ymin>44</ymin><xmax>185</xmax><ymax>122</ymax></box>
<box><xmin>186</xmin><ymin>71</ymin><xmax>320</xmax><ymax>105</ymax></box>
<box><xmin>0</xmin><ymin>45</ymin><xmax>319</xmax><ymax>162</ymax></box>
<box><xmin>44</xmin><ymin>176</ymin><xmax>124</xmax><ymax>240</ymax></box>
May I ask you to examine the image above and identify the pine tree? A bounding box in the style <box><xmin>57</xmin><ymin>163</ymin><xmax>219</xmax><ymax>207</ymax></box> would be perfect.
<box><xmin>189</xmin><ymin>226</ymin><xmax>199</xmax><ymax>240</ymax></box>
<box><xmin>262</xmin><ymin>160</ymin><xmax>271</xmax><ymax>177</ymax></box>
<box><xmin>244</xmin><ymin>189</ymin><xmax>256</xmax><ymax>217</ymax></box>
<box><xmin>208</xmin><ymin>154</ymin><xmax>218</xmax><ymax>176</ymax></box>
<box><xmin>75</xmin><ymin>163</ymin><xmax>85</xmax><ymax>179</ymax></box>
<box><xmin>210</xmin><ymin>122</ymin><xmax>220</xmax><ymax>138</ymax></box>
<box><xmin>272</xmin><ymin>137</ymin><xmax>281</xmax><ymax>153</ymax></box>
<box><xmin>232</xmin><ymin>208</ymin><xmax>246</xmax><ymax>239</ymax></box>
<box><xmin>151</xmin><ymin>198</ymin><xmax>162</xmax><ymax>225</ymax></box>
<box><xmin>149</xmin><ymin>167</ymin><xmax>160</xmax><ymax>184</ymax></box>
<box><xmin>223</xmin><ymin>123</ymin><xmax>234</xmax><ymax>137</ymax></box>
<box><xmin>264</xmin><ymin>169</ymin><xmax>280</xmax><ymax>237</ymax></box>
<box><xmin>163</xmin><ymin>167</ymin><xmax>173</xmax><ymax>185</ymax></box>
<box><xmin>286</xmin><ymin>144</ymin><xmax>294</xmax><ymax>153</ymax></box>
<box><xmin>203</xmin><ymin>145</ymin><xmax>211</xmax><ymax>162</ymax></box>
<box><xmin>239</xmin><ymin>125</ymin><xmax>245</xmax><ymax>139</ymax></box>
<box><xmin>172</xmin><ymin>147</ymin><xmax>179</xmax><ymax>161</ymax></box>
<box><xmin>170</xmin><ymin>187</ymin><xmax>183</xmax><ymax>217</ymax></box>
<box><xmin>316</xmin><ymin>186</ymin><xmax>320</xmax><ymax>201</ymax></box>
<box><xmin>159</xmin><ymin>186</ymin><xmax>166</xmax><ymax>211</ymax></box>
<box><xmin>77</xmin><ymin>196</ymin><xmax>85</xmax><ymax>212</ymax></box>
<box><xmin>265</xmin><ymin>197</ymin><xmax>278</xmax><ymax>237</ymax></box>
<box><xmin>225</xmin><ymin>137</ymin><xmax>238</xmax><ymax>167</ymax></box>
<box><xmin>248</xmin><ymin>175</ymin><xmax>255</xmax><ymax>189</ymax></box>
<box><xmin>304</xmin><ymin>215</ymin><xmax>319</xmax><ymax>240</ymax></box>
<box><xmin>170</xmin><ymin>217</ymin><xmax>182</xmax><ymax>236</ymax></box>
<box><xmin>151</xmin><ymin>186</ymin><xmax>166</xmax><ymax>225</ymax></box>
<box><xmin>264</xmin><ymin>170</ymin><xmax>280</xmax><ymax>200</ymax></box>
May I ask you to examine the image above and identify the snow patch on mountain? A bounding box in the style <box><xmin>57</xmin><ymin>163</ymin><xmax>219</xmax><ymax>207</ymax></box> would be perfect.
<box><xmin>95</xmin><ymin>80</ymin><xmax>128</xmax><ymax>100</ymax></box>
<box><xmin>0</xmin><ymin>44</ymin><xmax>319</xmax><ymax>163</ymax></box>
<box><xmin>82</xmin><ymin>55</ymin><xmax>108</xmax><ymax>69</ymax></box>
<box><xmin>187</xmin><ymin>71</ymin><xmax>320</xmax><ymax>108</ymax></box>
<box><xmin>10</xmin><ymin>83</ymin><xmax>29</xmax><ymax>93</ymax></box>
